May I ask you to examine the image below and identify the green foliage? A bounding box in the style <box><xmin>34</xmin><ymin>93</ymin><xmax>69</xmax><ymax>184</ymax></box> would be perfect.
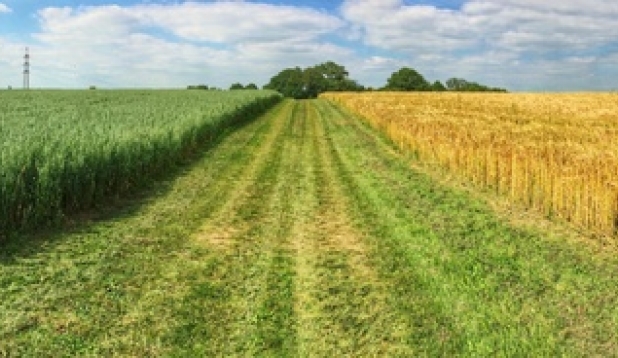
<box><xmin>0</xmin><ymin>90</ymin><xmax>281</xmax><ymax>236</ymax></box>
<box><xmin>230</xmin><ymin>83</ymin><xmax>259</xmax><ymax>91</ymax></box>
<box><xmin>446</xmin><ymin>77</ymin><xmax>507</xmax><ymax>92</ymax></box>
<box><xmin>313</xmin><ymin>61</ymin><xmax>364</xmax><ymax>92</ymax></box>
<box><xmin>264</xmin><ymin>67</ymin><xmax>307</xmax><ymax>99</ymax></box>
<box><xmin>314</xmin><ymin>61</ymin><xmax>348</xmax><ymax>81</ymax></box>
<box><xmin>264</xmin><ymin>61</ymin><xmax>363</xmax><ymax>99</ymax></box>
<box><xmin>261</xmin><ymin>62</ymin><xmax>509</xmax><ymax>97</ymax></box>
<box><xmin>319</xmin><ymin>100</ymin><xmax>618</xmax><ymax>356</ymax></box>
<box><xmin>301</xmin><ymin>67</ymin><xmax>328</xmax><ymax>98</ymax></box>
<box><xmin>187</xmin><ymin>84</ymin><xmax>209</xmax><ymax>90</ymax></box>
<box><xmin>430</xmin><ymin>80</ymin><xmax>447</xmax><ymax>92</ymax></box>
<box><xmin>384</xmin><ymin>67</ymin><xmax>430</xmax><ymax>91</ymax></box>
<box><xmin>380</xmin><ymin>68</ymin><xmax>507</xmax><ymax>92</ymax></box>
<box><xmin>0</xmin><ymin>99</ymin><xmax>614</xmax><ymax>355</ymax></box>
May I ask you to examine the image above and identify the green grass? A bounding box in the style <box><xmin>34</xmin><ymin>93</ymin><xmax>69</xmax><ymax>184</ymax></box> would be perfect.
<box><xmin>318</xmin><ymin>100</ymin><xmax>618</xmax><ymax>356</ymax></box>
<box><xmin>1</xmin><ymin>99</ymin><xmax>617</xmax><ymax>355</ymax></box>
<box><xmin>0</xmin><ymin>89</ymin><xmax>280</xmax><ymax>234</ymax></box>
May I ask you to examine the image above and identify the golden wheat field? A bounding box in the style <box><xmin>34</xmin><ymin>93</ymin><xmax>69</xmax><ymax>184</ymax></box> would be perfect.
<box><xmin>322</xmin><ymin>92</ymin><xmax>618</xmax><ymax>238</ymax></box>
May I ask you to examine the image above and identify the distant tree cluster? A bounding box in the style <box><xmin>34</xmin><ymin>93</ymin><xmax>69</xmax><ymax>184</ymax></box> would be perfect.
<box><xmin>384</xmin><ymin>67</ymin><xmax>433</xmax><ymax>91</ymax></box>
<box><xmin>187</xmin><ymin>84</ymin><xmax>226</xmax><ymax>91</ymax></box>
<box><xmin>187</xmin><ymin>84</ymin><xmax>211</xmax><ymax>90</ymax></box>
<box><xmin>262</xmin><ymin>63</ymin><xmax>506</xmax><ymax>98</ymax></box>
<box><xmin>383</xmin><ymin>67</ymin><xmax>507</xmax><ymax>92</ymax></box>
<box><xmin>192</xmin><ymin>62</ymin><xmax>507</xmax><ymax>97</ymax></box>
<box><xmin>263</xmin><ymin>61</ymin><xmax>364</xmax><ymax>99</ymax></box>
<box><xmin>230</xmin><ymin>83</ymin><xmax>259</xmax><ymax>90</ymax></box>
<box><xmin>444</xmin><ymin>78</ymin><xmax>507</xmax><ymax>92</ymax></box>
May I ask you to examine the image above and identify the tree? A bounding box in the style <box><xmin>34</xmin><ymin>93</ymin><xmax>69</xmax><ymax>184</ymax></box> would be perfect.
<box><xmin>446</xmin><ymin>77</ymin><xmax>507</xmax><ymax>92</ymax></box>
<box><xmin>384</xmin><ymin>67</ymin><xmax>430</xmax><ymax>91</ymax></box>
<box><xmin>445</xmin><ymin>78</ymin><xmax>469</xmax><ymax>91</ymax></box>
<box><xmin>302</xmin><ymin>67</ymin><xmax>328</xmax><ymax>98</ymax></box>
<box><xmin>264</xmin><ymin>61</ymin><xmax>364</xmax><ymax>98</ymax></box>
<box><xmin>264</xmin><ymin>67</ymin><xmax>308</xmax><ymax>99</ymax></box>
<box><xmin>189</xmin><ymin>84</ymin><xmax>209</xmax><ymax>90</ymax></box>
<box><xmin>312</xmin><ymin>61</ymin><xmax>363</xmax><ymax>92</ymax></box>
<box><xmin>314</xmin><ymin>61</ymin><xmax>348</xmax><ymax>81</ymax></box>
<box><xmin>229</xmin><ymin>83</ymin><xmax>258</xmax><ymax>90</ymax></box>
<box><xmin>431</xmin><ymin>80</ymin><xmax>447</xmax><ymax>92</ymax></box>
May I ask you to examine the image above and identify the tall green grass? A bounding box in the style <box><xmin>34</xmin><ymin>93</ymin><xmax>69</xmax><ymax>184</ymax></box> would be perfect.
<box><xmin>0</xmin><ymin>90</ymin><xmax>281</xmax><ymax>235</ymax></box>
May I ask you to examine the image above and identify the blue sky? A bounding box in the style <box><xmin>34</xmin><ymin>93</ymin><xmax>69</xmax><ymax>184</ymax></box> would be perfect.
<box><xmin>1</xmin><ymin>0</ymin><xmax>617</xmax><ymax>90</ymax></box>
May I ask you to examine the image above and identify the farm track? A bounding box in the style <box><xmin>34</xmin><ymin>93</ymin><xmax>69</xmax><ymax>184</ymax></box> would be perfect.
<box><xmin>1</xmin><ymin>99</ymin><xmax>618</xmax><ymax>356</ymax></box>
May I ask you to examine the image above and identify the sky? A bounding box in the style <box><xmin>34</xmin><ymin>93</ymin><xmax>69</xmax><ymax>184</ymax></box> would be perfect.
<box><xmin>1</xmin><ymin>0</ymin><xmax>618</xmax><ymax>91</ymax></box>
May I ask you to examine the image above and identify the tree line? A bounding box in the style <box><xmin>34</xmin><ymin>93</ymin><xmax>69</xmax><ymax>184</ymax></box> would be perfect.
<box><xmin>264</xmin><ymin>62</ymin><xmax>507</xmax><ymax>99</ymax></box>
<box><xmin>187</xmin><ymin>83</ymin><xmax>258</xmax><ymax>91</ymax></box>
<box><xmin>189</xmin><ymin>61</ymin><xmax>507</xmax><ymax>98</ymax></box>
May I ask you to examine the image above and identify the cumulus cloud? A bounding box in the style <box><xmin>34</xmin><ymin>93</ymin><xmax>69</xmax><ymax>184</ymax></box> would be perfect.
<box><xmin>2</xmin><ymin>0</ymin><xmax>617</xmax><ymax>90</ymax></box>
<box><xmin>341</xmin><ymin>0</ymin><xmax>478</xmax><ymax>52</ymax></box>
<box><xmin>343</xmin><ymin>56</ymin><xmax>407</xmax><ymax>88</ymax></box>
<box><xmin>342</xmin><ymin>0</ymin><xmax>618</xmax><ymax>55</ymax></box>
<box><xmin>0</xmin><ymin>37</ymin><xmax>23</xmax><ymax>79</ymax></box>
<box><xmin>27</xmin><ymin>2</ymin><xmax>347</xmax><ymax>88</ymax></box>
<box><xmin>340</xmin><ymin>0</ymin><xmax>618</xmax><ymax>90</ymax></box>
<box><xmin>140</xmin><ymin>2</ymin><xmax>343</xmax><ymax>43</ymax></box>
<box><xmin>37</xmin><ymin>2</ymin><xmax>343</xmax><ymax>44</ymax></box>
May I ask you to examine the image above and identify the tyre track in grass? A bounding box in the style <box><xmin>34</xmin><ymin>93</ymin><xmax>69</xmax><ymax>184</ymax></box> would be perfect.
<box><xmin>175</xmin><ymin>99</ymin><xmax>411</xmax><ymax>356</ymax></box>
<box><xmin>191</xmin><ymin>100</ymin><xmax>295</xmax><ymax>250</ymax></box>
<box><xmin>115</xmin><ymin>100</ymin><xmax>297</xmax><ymax>353</ymax></box>
<box><xmin>0</xmin><ymin>100</ymin><xmax>294</xmax><ymax>355</ymax></box>
<box><xmin>319</xmin><ymin>99</ymin><xmax>618</xmax><ymax>356</ymax></box>
<box><xmin>163</xmin><ymin>99</ymin><xmax>300</xmax><ymax>355</ymax></box>
<box><xmin>5</xmin><ymin>96</ymin><xmax>615</xmax><ymax>356</ymax></box>
<box><xmin>293</xmin><ymin>101</ymin><xmax>412</xmax><ymax>356</ymax></box>
<box><xmin>318</xmin><ymin>98</ymin><xmax>551</xmax><ymax>355</ymax></box>
<box><xmin>316</xmin><ymin>99</ymin><xmax>471</xmax><ymax>354</ymax></box>
<box><xmin>94</xmin><ymin>100</ymin><xmax>299</xmax><ymax>354</ymax></box>
<box><xmin>221</xmin><ymin>99</ymin><xmax>301</xmax><ymax>355</ymax></box>
<box><xmin>3</xmin><ymin>98</ymin><xmax>412</xmax><ymax>355</ymax></box>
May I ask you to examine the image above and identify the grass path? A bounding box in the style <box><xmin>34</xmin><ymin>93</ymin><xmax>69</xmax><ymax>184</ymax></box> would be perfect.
<box><xmin>1</xmin><ymin>99</ymin><xmax>618</xmax><ymax>356</ymax></box>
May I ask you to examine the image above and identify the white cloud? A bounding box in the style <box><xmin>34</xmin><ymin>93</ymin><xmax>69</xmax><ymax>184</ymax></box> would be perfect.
<box><xmin>344</xmin><ymin>56</ymin><xmax>406</xmax><ymax>88</ymax></box>
<box><xmin>2</xmin><ymin>1</ymin><xmax>617</xmax><ymax>90</ymax></box>
<box><xmin>341</xmin><ymin>0</ymin><xmax>618</xmax><ymax>90</ymax></box>
<box><xmin>23</xmin><ymin>2</ymin><xmax>348</xmax><ymax>88</ymax></box>
<box><xmin>140</xmin><ymin>2</ymin><xmax>343</xmax><ymax>43</ymax></box>
<box><xmin>342</xmin><ymin>0</ymin><xmax>618</xmax><ymax>54</ymax></box>
<box><xmin>341</xmin><ymin>0</ymin><xmax>478</xmax><ymax>52</ymax></box>
<box><xmin>361</xmin><ymin>56</ymin><xmax>404</xmax><ymax>70</ymax></box>
<box><xmin>0</xmin><ymin>3</ymin><xmax>11</xmax><ymax>13</ymax></box>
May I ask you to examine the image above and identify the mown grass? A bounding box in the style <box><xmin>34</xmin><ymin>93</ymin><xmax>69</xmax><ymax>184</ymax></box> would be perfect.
<box><xmin>318</xmin><ymin>99</ymin><xmax>618</xmax><ymax>356</ymax></box>
<box><xmin>0</xmin><ymin>101</ymin><xmax>292</xmax><ymax>355</ymax></box>
<box><xmin>1</xmin><ymin>99</ymin><xmax>617</xmax><ymax>356</ymax></box>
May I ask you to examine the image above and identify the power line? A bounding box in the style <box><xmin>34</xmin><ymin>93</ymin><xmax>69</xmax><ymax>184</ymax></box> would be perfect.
<box><xmin>23</xmin><ymin>47</ymin><xmax>30</xmax><ymax>89</ymax></box>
